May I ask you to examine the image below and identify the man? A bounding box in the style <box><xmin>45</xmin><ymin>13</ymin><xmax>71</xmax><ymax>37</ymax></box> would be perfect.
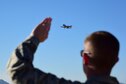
<box><xmin>7</xmin><ymin>17</ymin><xmax>120</xmax><ymax>84</ymax></box>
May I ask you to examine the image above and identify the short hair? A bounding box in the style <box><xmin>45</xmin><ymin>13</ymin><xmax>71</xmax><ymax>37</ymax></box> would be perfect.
<box><xmin>85</xmin><ymin>31</ymin><xmax>120</xmax><ymax>69</ymax></box>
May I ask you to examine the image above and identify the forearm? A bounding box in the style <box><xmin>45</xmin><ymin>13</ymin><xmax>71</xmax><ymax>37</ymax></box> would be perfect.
<box><xmin>7</xmin><ymin>36</ymin><xmax>40</xmax><ymax>83</ymax></box>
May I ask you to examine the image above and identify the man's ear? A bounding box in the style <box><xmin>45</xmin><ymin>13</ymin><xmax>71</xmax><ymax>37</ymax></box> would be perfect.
<box><xmin>112</xmin><ymin>56</ymin><xmax>119</xmax><ymax>67</ymax></box>
<box><xmin>83</xmin><ymin>53</ymin><xmax>89</xmax><ymax>65</ymax></box>
<box><xmin>115</xmin><ymin>56</ymin><xmax>119</xmax><ymax>63</ymax></box>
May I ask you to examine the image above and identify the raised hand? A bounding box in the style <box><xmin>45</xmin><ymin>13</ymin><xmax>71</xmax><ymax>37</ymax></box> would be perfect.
<box><xmin>31</xmin><ymin>17</ymin><xmax>52</xmax><ymax>42</ymax></box>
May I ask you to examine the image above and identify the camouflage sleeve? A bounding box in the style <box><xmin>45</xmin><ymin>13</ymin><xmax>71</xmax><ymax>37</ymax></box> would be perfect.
<box><xmin>7</xmin><ymin>36</ymin><xmax>82</xmax><ymax>84</ymax></box>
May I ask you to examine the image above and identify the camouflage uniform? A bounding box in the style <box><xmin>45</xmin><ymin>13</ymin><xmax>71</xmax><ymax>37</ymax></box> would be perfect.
<box><xmin>7</xmin><ymin>36</ymin><xmax>119</xmax><ymax>84</ymax></box>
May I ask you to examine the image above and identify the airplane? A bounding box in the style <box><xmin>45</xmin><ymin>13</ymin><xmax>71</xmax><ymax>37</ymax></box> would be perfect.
<box><xmin>61</xmin><ymin>24</ymin><xmax>72</xmax><ymax>29</ymax></box>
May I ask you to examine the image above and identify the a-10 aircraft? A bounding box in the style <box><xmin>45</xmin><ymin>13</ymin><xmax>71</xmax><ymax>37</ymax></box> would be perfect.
<box><xmin>61</xmin><ymin>24</ymin><xmax>72</xmax><ymax>29</ymax></box>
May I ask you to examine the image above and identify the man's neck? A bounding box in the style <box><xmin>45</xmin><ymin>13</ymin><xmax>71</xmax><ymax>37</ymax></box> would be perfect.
<box><xmin>86</xmin><ymin>69</ymin><xmax>111</xmax><ymax>79</ymax></box>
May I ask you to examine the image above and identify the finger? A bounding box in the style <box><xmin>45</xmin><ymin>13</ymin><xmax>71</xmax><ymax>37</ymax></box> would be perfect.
<box><xmin>37</xmin><ymin>17</ymin><xmax>52</xmax><ymax>32</ymax></box>
<box><xmin>42</xmin><ymin>17</ymin><xmax>52</xmax><ymax>25</ymax></box>
<box><xmin>45</xmin><ymin>23</ymin><xmax>51</xmax><ymax>31</ymax></box>
<box><xmin>42</xmin><ymin>18</ymin><xmax>49</xmax><ymax>24</ymax></box>
<box><xmin>45</xmin><ymin>18</ymin><xmax>52</xmax><ymax>31</ymax></box>
<box><xmin>47</xmin><ymin>17</ymin><xmax>52</xmax><ymax>22</ymax></box>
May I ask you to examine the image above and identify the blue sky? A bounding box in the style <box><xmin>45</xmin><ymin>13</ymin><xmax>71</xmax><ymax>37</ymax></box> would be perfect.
<box><xmin>0</xmin><ymin>0</ymin><xmax>126</xmax><ymax>83</ymax></box>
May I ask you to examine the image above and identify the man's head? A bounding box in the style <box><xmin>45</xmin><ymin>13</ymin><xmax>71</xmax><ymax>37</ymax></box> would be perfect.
<box><xmin>82</xmin><ymin>31</ymin><xmax>120</xmax><ymax>78</ymax></box>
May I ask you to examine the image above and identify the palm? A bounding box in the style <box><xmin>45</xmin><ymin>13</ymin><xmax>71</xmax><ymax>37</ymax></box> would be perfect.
<box><xmin>31</xmin><ymin>17</ymin><xmax>52</xmax><ymax>42</ymax></box>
